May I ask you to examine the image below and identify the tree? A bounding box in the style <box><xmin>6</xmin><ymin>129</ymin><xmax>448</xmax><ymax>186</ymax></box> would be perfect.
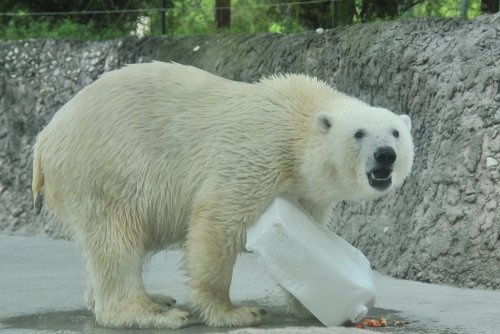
<box><xmin>0</xmin><ymin>0</ymin><xmax>490</xmax><ymax>40</ymax></box>
<box><xmin>360</xmin><ymin>0</ymin><xmax>426</xmax><ymax>21</ymax></box>
<box><xmin>215</xmin><ymin>0</ymin><xmax>230</xmax><ymax>29</ymax></box>
<box><xmin>481</xmin><ymin>0</ymin><xmax>500</xmax><ymax>12</ymax></box>
<box><xmin>0</xmin><ymin>0</ymin><xmax>144</xmax><ymax>39</ymax></box>
<box><xmin>2</xmin><ymin>0</ymin><xmax>143</xmax><ymax>30</ymax></box>
<box><xmin>290</xmin><ymin>0</ymin><xmax>426</xmax><ymax>29</ymax></box>
<box><xmin>360</xmin><ymin>0</ymin><xmax>398</xmax><ymax>21</ymax></box>
<box><xmin>290</xmin><ymin>0</ymin><xmax>333</xmax><ymax>29</ymax></box>
<box><xmin>333</xmin><ymin>0</ymin><xmax>356</xmax><ymax>27</ymax></box>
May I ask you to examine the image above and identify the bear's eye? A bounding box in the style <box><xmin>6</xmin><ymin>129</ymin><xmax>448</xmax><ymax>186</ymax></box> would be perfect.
<box><xmin>354</xmin><ymin>130</ymin><xmax>365</xmax><ymax>139</ymax></box>
<box><xmin>392</xmin><ymin>130</ymin><xmax>400</xmax><ymax>138</ymax></box>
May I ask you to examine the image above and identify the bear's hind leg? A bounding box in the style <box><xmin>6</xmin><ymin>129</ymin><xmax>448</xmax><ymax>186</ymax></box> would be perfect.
<box><xmin>283</xmin><ymin>289</ymin><xmax>315</xmax><ymax>319</ymax></box>
<box><xmin>82</xmin><ymin>225</ymin><xmax>191</xmax><ymax>329</ymax></box>
<box><xmin>186</xmin><ymin>206</ymin><xmax>266</xmax><ymax>327</ymax></box>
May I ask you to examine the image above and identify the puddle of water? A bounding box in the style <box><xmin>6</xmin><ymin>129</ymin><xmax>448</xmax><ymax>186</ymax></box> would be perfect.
<box><xmin>2</xmin><ymin>307</ymin><xmax>413</xmax><ymax>334</ymax></box>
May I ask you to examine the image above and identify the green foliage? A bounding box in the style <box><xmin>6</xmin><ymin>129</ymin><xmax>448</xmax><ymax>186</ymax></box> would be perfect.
<box><xmin>0</xmin><ymin>14</ymin><xmax>128</xmax><ymax>40</ymax></box>
<box><xmin>406</xmin><ymin>0</ymin><xmax>481</xmax><ymax>18</ymax></box>
<box><xmin>0</xmin><ymin>0</ymin><xmax>490</xmax><ymax>40</ymax></box>
<box><xmin>146</xmin><ymin>0</ymin><xmax>306</xmax><ymax>36</ymax></box>
<box><xmin>0</xmin><ymin>1</ymin><xmax>139</xmax><ymax>40</ymax></box>
<box><xmin>161</xmin><ymin>0</ymin><xmax>217</xmax><ymax>36</ymax></box>
<box><xmin>230</xmin><ymin>1</ymin><xmax>306</xmax><ymax>34</ymax></box>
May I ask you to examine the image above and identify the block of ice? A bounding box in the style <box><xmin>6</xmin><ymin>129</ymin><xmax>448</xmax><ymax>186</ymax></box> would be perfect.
<box><xmin>246</xmin><ymin>196</ymin><xmax>376</xmax><ymax>327</ymax></box>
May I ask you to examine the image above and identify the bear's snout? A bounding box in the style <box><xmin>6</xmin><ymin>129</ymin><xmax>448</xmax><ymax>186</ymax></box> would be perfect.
<box><xmin>374</xmin><ymin>146</ymin><xmax>396</xmax><ymax>167</ymax></box>
<box><xmin>367</xmin><ymin>146</ymin><xmax>396</xmax><ymax>191</ymax></box>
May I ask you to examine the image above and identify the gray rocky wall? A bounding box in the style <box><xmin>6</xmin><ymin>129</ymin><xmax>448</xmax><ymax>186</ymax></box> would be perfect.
<box><xmin>1</xmin><ymin>14</ymin><xmax>499</xmax><ymax>289</ymax></box>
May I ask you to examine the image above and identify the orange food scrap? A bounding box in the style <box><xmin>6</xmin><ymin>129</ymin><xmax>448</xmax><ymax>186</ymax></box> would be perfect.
<box><xmin>364</xmin><ymin>317</ymin><xmax>386</xmax><ymax>327</ymax></box>
<box><xmin>354</xmin><ymin>316</ymin><xmax>403</xmax><ymax>329</ymax></box>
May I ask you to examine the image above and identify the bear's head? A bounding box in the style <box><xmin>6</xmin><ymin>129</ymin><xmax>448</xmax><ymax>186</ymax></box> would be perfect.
<box><xmin>301</xmin><ymin>101</ymin><xmax>414</xmax><ymax>203</ymax></box>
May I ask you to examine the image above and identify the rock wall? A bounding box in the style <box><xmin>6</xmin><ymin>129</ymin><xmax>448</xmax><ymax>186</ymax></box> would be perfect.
<box><xmin>1</xmin><ymin>14</ymin><xmax>499</xmax><ymax>289</ymax></box>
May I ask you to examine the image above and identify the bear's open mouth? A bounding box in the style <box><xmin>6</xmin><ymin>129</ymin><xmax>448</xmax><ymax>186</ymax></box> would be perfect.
<box><xmin>367</xmin><ymin>168</ymin><xmax>392</xmax><ymax>191</ymax></box>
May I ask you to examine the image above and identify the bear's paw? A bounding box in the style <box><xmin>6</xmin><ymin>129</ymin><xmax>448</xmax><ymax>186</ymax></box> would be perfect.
<box><xmin>95</xmin><ymin>304</ymin><xmax>192</xmax><ymax>329</ymax></box>
<box><xmin>204</xmin><ymin>305</ymin><xmax>267</xmax><ymax>327</ymax></box>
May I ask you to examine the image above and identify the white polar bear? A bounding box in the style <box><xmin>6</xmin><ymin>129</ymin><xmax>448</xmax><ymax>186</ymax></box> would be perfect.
<box><xmin>32</xmin><ymin>62</ymin><xmax>414</xmax><ymax>329</ymax></box>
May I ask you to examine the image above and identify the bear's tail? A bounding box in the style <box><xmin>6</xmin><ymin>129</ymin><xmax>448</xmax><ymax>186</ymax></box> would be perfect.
<box><xmin>32</xmin><ymin>144</ymin><xmax>44</xmax><ymax>214</ymax></box>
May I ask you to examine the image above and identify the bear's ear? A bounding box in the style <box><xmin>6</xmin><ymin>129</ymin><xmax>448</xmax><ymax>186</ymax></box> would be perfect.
<box><xmin>400</xmin><ymin>114</ymin><xmax>412</xmax><ymax>131</ymax></box>
<box><xmin>315</xmin><ymin>112</ymin><xmax>333</xmax><ymax>134</ymax></box>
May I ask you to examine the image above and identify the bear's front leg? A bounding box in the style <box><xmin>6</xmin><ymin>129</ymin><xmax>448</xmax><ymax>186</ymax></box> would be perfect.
<box><xmin>185</xmin><ymin>205</ymin><xmax>267</xmax><ymax>327</ymax></box>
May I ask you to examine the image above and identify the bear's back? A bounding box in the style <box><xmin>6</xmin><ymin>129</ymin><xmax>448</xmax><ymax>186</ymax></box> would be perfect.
<box><xmin>35</xmin><ymin>63</ymin><xmax>308</xmax><ymax>229</ymax></box>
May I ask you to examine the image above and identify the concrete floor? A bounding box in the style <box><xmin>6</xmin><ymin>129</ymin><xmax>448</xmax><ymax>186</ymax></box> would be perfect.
<box><xmin>1</xmin><ymin>234</ymin><xmax>499</xmax><ymax>334</ymax></box>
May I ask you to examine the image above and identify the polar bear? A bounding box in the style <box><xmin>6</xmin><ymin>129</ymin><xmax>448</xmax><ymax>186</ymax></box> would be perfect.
<box><xmin>32</xmin><ymin>62</ymin><xmax>413</xmax><ymax>329</ymax></box>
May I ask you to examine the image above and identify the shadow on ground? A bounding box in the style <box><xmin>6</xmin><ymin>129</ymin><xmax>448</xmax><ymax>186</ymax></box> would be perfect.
<box><xmin>2</xmin><ymin>306</ymin><xmax>415</xmax><ymax>334</ymax></box>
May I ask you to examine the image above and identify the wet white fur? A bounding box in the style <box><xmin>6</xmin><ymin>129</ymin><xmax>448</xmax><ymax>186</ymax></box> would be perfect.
<box><xmin>32</xmin><ymin>62</ymin><xmax>413</xmax><ymax>329</ymax></box>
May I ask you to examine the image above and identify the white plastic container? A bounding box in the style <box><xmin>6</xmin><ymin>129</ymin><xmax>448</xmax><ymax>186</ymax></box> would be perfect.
<box><xmin>246</xmin><ymin>196</ymin><xmax>376</xmax><ymax>327</ymax></box>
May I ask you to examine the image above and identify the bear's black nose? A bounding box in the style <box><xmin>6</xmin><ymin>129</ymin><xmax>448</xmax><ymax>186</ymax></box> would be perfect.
<box><xmin>374</xmin><ymin>146</ymin><xmax>396</xmax><ymax>166</ymax></box>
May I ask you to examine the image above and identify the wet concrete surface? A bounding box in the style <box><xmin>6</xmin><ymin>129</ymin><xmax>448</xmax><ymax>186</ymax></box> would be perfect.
<box><xmin>2</xmin><ymin>307</ymin><xmax>410</xmax><ymax>334</ymax></box>
<box><xmin>1</xmin><ymin>235</ymin><xmax>499</xmax><ymax>334</ymax></box>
